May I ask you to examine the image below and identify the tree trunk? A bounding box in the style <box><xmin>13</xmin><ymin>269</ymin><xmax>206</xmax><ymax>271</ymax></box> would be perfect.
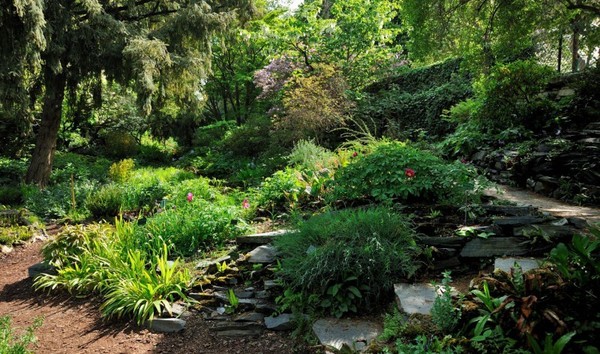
<box><xmin>571</xmin><ymin>16</ymin><xmax>580</xmax><ymax>72</ymax></box>
<box><xmin>25</xmin><ymin>70</ymin><xmax>67</xmax><ymax>187</ymax></box>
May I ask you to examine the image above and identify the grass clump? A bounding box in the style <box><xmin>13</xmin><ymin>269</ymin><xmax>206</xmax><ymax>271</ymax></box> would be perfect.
<box><xmin>275</xmin><ymin>207</ymin><xmax>420</xmax><ymax>317</ymax></box>
<box><xmin>0</xmin><ymin>316</ymin><xmax>43</xmax><ymax>354</ymax></box>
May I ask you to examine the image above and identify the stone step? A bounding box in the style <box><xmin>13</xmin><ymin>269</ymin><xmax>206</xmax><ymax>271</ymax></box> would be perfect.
<box><xmin>312</xmin><ymin>318</ymin><xmax>381</xmax><ymax>352</ymax></box>
<box><xmin>246</xmin><ymin>244</ymin><xmax>279</xmax><ymax>264</ymax></box>
<box><xmin>236</xmin><ymin>229</ymin><xmax>295</xmax><ymax>245</ymax></box>
<box><xmin>394</xmin><ymin>283</ymin><xmax>437</xmax><ymax>315</ymax></box>
<box><xmin>494</xmin><ymin>257</ymin><xmax>542</xmax><ymax>273</ymax></box>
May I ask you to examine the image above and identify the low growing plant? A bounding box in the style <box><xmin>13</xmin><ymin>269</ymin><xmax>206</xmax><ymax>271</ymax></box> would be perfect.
<box><xmin>0</xmin><ymin>316</ymin><xmax>43</xmax><ymax>354</ymax></box>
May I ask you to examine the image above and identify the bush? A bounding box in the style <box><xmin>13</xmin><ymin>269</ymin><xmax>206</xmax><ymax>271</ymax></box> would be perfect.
<box><xmin>0</xmin><ymin>186</ymin><xmax>23</xmax><ymax>205</ymax></box>
<box><xmin>23</xmin><ymin>180</ymin><xmax>97</xmax><ymax>219</ymax></box>
<box><xmin>104</xmin><ymin>131</ymin><xmax>139</xmax><ymax>158</ymax></box>
<box><xmin>85</xmin><ymin>184</ymin><xmax>125</xmax><ymax>218</ymax></box>
<box><xmin>192</xmin><ymin>120</ymin><xmax>236</xmax><ymax>148</ymax></box>
<box><xmin>49</xmin><ymin>152</ymin><xmax>112</xmax><ymax>184</ymax></box>
<box><xmin>0</xmin><ymin>226</ymin><xmax>35</xmax><ymax>246</ymax></box>
<box><xmin>329</xmin><ymin>141</ymin><xmax>483</xmax><ymax>205</ymax></box>
<box><xmin>275</xmin><ymin>207</ymin><xmax>420</xmax><ymax>317</ymax></box>
<box><xmin>143</xmin><ymin>201</ymin><xmax>246</xmax><ymax>256</ymax></box>
<box><xmin>108</xmin><ymin>159</ymin><xmax>135</xmax><ymax>183</ymax></box>
<box><xmin>255</xmin><ymin>168</ymin><xmax>307</xmax><ymax>214</ymax></box>
<box><xmin>287</xmin><ymin>140</ymin><xmax>339</xmax><ymax>173</ymax></box>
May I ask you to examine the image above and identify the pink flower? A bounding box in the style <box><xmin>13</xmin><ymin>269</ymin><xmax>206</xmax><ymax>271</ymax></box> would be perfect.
<box><xmin>352</xmin><ymin>152</ymin><xmax>358</xmax><ymax>158</ymax></box>
<box><xmin>187</xmin><ymin>192</ymin><xmax>193</xmax><ymax>202</ymax></box>
<box><xmin>461</xmin><ymin>158</ymin><xmax>468</xmax><ymax>164</ymax></box>
<box><xmin>242</xmin><ymin>199</ymin><xmax>250</xmax><ymax>209</ymax></box>
<box><xmin>405</xmin><ymin>168</ymin><xmax>415</xmax><ymax>179</ymax></box>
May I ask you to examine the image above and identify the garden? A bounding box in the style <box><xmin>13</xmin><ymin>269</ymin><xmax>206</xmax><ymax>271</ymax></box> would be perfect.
<box><xmin>1</xmin><ymin>0</ymin><xmax>599</xmax><ymax>353</ymax></box>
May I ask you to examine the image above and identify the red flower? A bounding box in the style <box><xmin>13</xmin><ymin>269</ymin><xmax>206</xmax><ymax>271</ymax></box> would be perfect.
<box><xmin>187</xmin><ymin>192</ymin><xmax>193</xmax><ymax>202</ymax></box>
<box><xmin>242</xmin><ymin>198</ymin><xmax>250</xmax><ymax>209</ymax></box>
<box><xmin>405</xmin><ymin>168</ymin><xmax>415</xmax><ymax>178</ymax></box>
<box><xmin>352</xmin><ymin>151</ymin><xmax>358</xmax><ymax>158</ymax></box>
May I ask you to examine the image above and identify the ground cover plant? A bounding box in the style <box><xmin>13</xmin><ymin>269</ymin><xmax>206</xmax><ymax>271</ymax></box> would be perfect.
<box><xmin>0</xmin><ymin>316</ymin><xmax>43</xmax><ymax>354</ymax></box>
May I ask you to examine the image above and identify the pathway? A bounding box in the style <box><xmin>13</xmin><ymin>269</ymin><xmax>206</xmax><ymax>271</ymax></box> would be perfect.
<box><xmin>485</xmin><ymin>184</ymin><xmax>600</xmax><ymax>224</ymax></box>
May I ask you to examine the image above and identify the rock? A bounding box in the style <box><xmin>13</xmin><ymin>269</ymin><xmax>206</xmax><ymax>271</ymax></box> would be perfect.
<box><xmin>471</xmin><ymin>150</ymin><xmax>487</xmax><ymax>162</ymax></box>
<box><xmin>233</xmin><ymin>312</ymin><xmax>265</xmax><ymax>322</ymax></box>
<box><xmin>265</xmin><ymin>313</ymin><xmax>294</xmax><ymax>331</ymax></box>
<box><xmin>195</xmin><ymin>255</ymin><xmax>231</xmax><ymax>270</ymax></box>
<box><xmin>513</xmin><ymin>224</ymin><xmax>574</xmax><ymax>240</ymax></box>
<box><xmin>147</xmin><ymin>318</ymin><xmax>186</xmax><ymax>333</ymax></box>
<box><xmin>416</xmin><ymin>236</ymin><xmax>466</xmax><ymax>248</ymax></box>
<box><xmin>254</xmin><ymin>302</ymin><xmax>278</xmax><ymax>315</ymax></box>
<box><xmin>247</xmin><ymin>245</ymin><xmax>279</xmax><ymax>264</ymax></box>
<box><xmin>568</xmin><ymin>217</ymin><xmax>590</xmax><ymax>229</ymax></box>
<box><xmin>1</xmin><ymin>245</ymin><xmax>13</xmax><ymax>254</ymax></box>
<box><xmin>493</xmin><ymin>216</ymin><xmax>546</xmax><ymax>227</ymax></box>
<box><xmin>263</xmin><ymin>280</ymin><xmax>280</xmax><ymax>290</ymax></box>
<box><xmin>236</xmin><ymin>230</ymin><xmax>296</xmax><ymax>245</ymax></box>
<box><xmin>431</xmin><ymin>257</ymin><xmax>462</xmax><ymax>271</ymax></box>
<box><xmin>394</xmin><ymin>283</ymin><xmax>437</xmax><ymax>315</ymax></box>
<box><xmin>28</xmin><ymin>262</ymin><xmax>55</xmax><ymax>278</ymax></box>
<box><xmin>494</xmin><ymin>257</ymin><xmax>542</xmax><ymax>273</ymax></box>
<box><xmin>234</xmin><ymin>290</ymin><xmax>254</xmax><ymax>299</ymax></box>
<box><xmin>312</xmin><ymin>318</ymin><xmax>381</xmax><ymax>352</ymax></box>
<box><xmin>212</xmin><ymin>322</ymin><xmax>264</xmax><ymax>337</ymax></box>
<box><xmin>557</xmin><ymin>87</ymin><xmax>575</xmax><ymax>97</ymax></box>
<box><xmin>460</xmin><ymin>237</ymin><xmax>529</xmax><ymax>257</ymax></box>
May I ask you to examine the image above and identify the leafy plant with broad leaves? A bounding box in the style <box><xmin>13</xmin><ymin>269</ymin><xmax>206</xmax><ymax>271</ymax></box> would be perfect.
<box><xmin>329</xmin><ymin>141</ymin><xmax>484</xmax><ymax>205</ymax></box>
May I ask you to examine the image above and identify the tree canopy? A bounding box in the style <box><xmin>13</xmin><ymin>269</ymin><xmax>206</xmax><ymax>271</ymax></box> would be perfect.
<box><xmin>0</xmin><ymin>0</ymin><xmax>253</xmax><ymax>186</ymax></box>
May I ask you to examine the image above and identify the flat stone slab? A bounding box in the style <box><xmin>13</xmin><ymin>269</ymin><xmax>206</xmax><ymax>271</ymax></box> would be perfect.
<box><xmin>513</xmin><ymin>224</ymin><xmax>574</xmax><ymax>240</ymax></box>
<box><xmin>195</xmin><ymin>255</ymin><xmax>231</xmax><ymax>270</ymax></box>
<box><xmin>265</xmin><ymin>313</ymin><xmax>294</xmax><ymax>331</ymax></box>
<box><xmin>394</xmin><ymin>283</ymin><xmax>437</xmax><ymax>315</ymax></box>
<box><xmin>494</xmin><ymin>257</ymin><xmax>542</xmax><ymax>273</ymax></box>
<box><xmin>460</xmin><ymin>237</ymin><xmax>529</xmax><ymax>257</ymax></box>
<box><xmin>236</xmin><ymin>229</ymin><xmax>295</xmax><ymax>245</ymax></box>
<box><xmin>147</xmin><ymin>318</ymin><xmax>186</xmax><ymax>333</ymax></box>
<box><xmin>212</xmin><ymin>322</ymin><xmax>264</xmax><ymax>337</ymax></box>
<box><xmin>247</xmin><ymin>245</ymin><xmax>279</xmax><ymax>263</ymax></box>
<box><xmin>233</xmin><ymin>312</ymin><xmax>265</xmax><ymax>322</ymax></box>
<box><xmin>493</xmin><ymin>216</ymin><xmax>546</xmax><ymax>227</ymax></box>
<box><xmin>313</xmin><ymin>318</ymin><xmax>381</xmax><ymax>352</ymax></box>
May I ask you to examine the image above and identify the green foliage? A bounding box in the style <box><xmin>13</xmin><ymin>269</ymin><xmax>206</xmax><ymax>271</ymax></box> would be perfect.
<box><xmin>0</xmin><ymin>316</ymin><xmax>43</xmax><ymax>354</ymax></box>
<box><xmin>527</xmin><ymin>332</ymin><xmax>576</xmax><ymax>354</ymax></box>
<box><xmin>108</xmin><ymin>159</ymin><xmax>135</xmax><ymax>183</ymax></box>
<box><xmin>137</xmin><ymin>135</ymin><xmax>179</xmax><ymax>164</ymax></box>
<box><xmin>356</xmin><ymin>59</ymin><xmax>472</xmax><ymax>139</ymax></box>
<box><xmin>431</xmin><ymin>271</ymin><xmax>461</xmax><ymax>334</ymax></box>
<box><xmin>22</xmin><ymin>180</ymin><xmax>97</xmax><ymax>219</ymax></box>
<box><xmin>275</xmin><ymin>207</ymin><xmax>420</xmax><ymax>317</ymax></box>
<box><xmin>394</xmin><ymin>335</ymin><xmax>464</xmax><ymax>354</ymax></box>
<box><xmin>85</xmin><ymin>184</ymin><xmax>124</xmax><ymax>218</ymax></box>
<box><xmin>192</xmin><ymin>120</ymin><xmax>236</xmax><ymax>148</ymax></box>
<box><xmin>100</xmin><ymin>244</ymin><xmax>190</xmax><ymax>325</ymax></box>
<box><xmin>472</xmin><ymin>60</ymin><xmax>557</xmax><ymax>130</ymax></box>
<box><xmin>0</xmin><ymin>186</ymin><xmax>23</xmax><ymax>206</ymax></box>
<box><xmin>549</xmin><ymin>229</ymin><xmax>600</xmax><ymax>288</ymax></box>
<box><xmin>49</xmin><ymin>152</ymin><xmax>112</xmax><ymax>184</ymax></box>
<box><xmin>255</xmin><ymin>167</ymin><xmax>306</xmax><ymax>214</ymax></box>
<box><xmin>0</xmin><ymin>226</ymin><xmax>35</xmax><ymax>246</ymax></box>
<box><xmin>35</xmin><ymin>222</ymin><xmax>190</xmax><ymax>325</ymax></box>
<box><xmin>277</xmin><ymin>64</ymin><xmax>353</xmax><ymax>146</ymax></box>
<box><xmin>287</xmin><ymin>140</ymin><xmax>339</xmax><ymax>173</ymax></box>
<box><xmin>103</xmin><ymin>131</ymin><xmax>139</xmax><ymax>158</ymax></box>
<box><xmin>143</xmin><ymin>201</ymin><xmax>246</xmax><ymax>257</ymax></box>
<box><xmin>329</xmin><ymin>141</ymin><xmax>483</xmax><ymax>205</ymax></box>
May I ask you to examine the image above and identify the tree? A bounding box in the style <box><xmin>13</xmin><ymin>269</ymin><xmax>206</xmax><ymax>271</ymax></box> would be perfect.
<box><xmin>401</xmin><ymin>0</ymin><xmax>599</xmax><ymax>70</ymax></box>
<box><xmin>0</xmin><ymin>0</ymin><xmax>253</xmax><ymax>187</ymax></box>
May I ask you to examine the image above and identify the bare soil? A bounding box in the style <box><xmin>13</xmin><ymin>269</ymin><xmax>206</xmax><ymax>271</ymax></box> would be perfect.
<box><xmin>0</xmin><ymin>239</ymin><xmax>309</xmax><ymax>354</ymax></box>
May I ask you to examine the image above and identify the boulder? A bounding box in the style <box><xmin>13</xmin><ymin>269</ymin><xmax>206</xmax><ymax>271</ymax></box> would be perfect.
<box><xmin>312</xmin><ymin>318</ymin><xmax>381</xmax><ymax>352</ymax></box>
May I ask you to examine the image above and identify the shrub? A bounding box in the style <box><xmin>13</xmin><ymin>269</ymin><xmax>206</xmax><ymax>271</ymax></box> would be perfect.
<box><xmin>50</xmin><ymin>152</ymin><xmax>111</xmax><ymax>184</ymax></box>
<box><xmin>329</xmin><ymin>141</ymin><xmax>483</xmax><ymax>205</ymax></box>
<box><xmin>192</xmin><ymin>120</ymin><xmax>236</xmax><ymax>148</ymax></box>
<box><xmin>0</xmin><ymin>186</ymin><xmax>23</xmax><ymax>205</ymax></box>
<box><xmin>255</xmin><ymin>168</ymin><xmax>306</xmax><ymax>214</ymax></box>
<box><xmin>85</xmin><ymin>184</ymin><xmax>125</xmax><ymax>218</ymax></box>
<box><xmin>143</xmin><ymin>201</ymin><xmax>246</xmax><ymax>256</ymax></box>
<box><xmin>287</xmin><ymin>140</ymin><xmax>339</xmax><ymax>173</ymax></box>
<box><xmin>137</xmin><ymin>135</ymin><xmax>179</xmax><ymax>164</ymax></box>
<box><xmin>0</xmin><ymin>226</ymin><xmax>35</xmax><ymax>246</ymax></box>
<box><xmin>108</xmin><ymin>159</ymin><xmax>135</xmax><ymax>183</ymax></box>
<box><xmin>22</xmin><ymin>180</ymin><xmax>97</xmax><ymax>219</ymax></box>
<box><xmin>275</xmin><ymin>207</ymin><xmax>420</xmax><ymax>317</ymax></box>
<box><xmin>0</xmin><ymin>316</ymin><xmax>43</xmax><ymax>354</ymax></box>
<box><xmin>104</xmin><ymin>131</ymin><xmax>139</xmax><ymax>158</ymax></box>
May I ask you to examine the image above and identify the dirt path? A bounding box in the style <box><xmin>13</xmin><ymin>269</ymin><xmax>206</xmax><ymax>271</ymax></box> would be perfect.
<box><xmin>0</xmin><ymin>240</ymin><xmax>306</xmax><ymax>354</ymax></box>
<box><xmin>485</xmin><ymin>184</ymin><xmax>600</xmax><ymax>224</ymax></box>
